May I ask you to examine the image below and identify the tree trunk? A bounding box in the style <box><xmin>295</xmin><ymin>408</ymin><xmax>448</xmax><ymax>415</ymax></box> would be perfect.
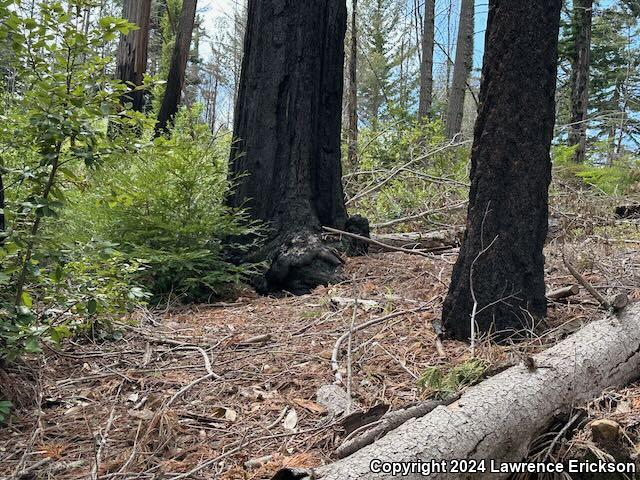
<box><xmin>568</xmin><ymin>0</ymin><xmax>592</xmax><ymax>163</ymax></box>
<box><xmin>273</xmin><ymin>303</ymin><xmax>640</xmax><ymax>480</ymax></box>
<box><xmin>441</xmin><ymin>0</ymin><xmax>561</xmax><ymax>341</ymax></box>
<box><xmin>228</xmin><ymin>0</ymin><xmax>351</xmax><ymax>294</ymax></box>
<box><xmin>116</xmin><ymin>0</ymin><xmax>151</xmax><ymax>112</ymax></box>
<box><xmin>347</xmin><ymin>0</ymin><xmax>359</xmax><ymax>169</ymax></box>
<box><xmin>445</xmin><ymin>0</ymin><xmax>474</xmax><ymax>139</ymax></box>
<box><xmin>0</xmin><ymin>169</ymin><xmax>4</xmax><ymax>247</ymax></box>
<box><xmin>418</xmin><ymin>0</ymin><xmax>434</xmax><ymax>119</ymax></box>
<box><xmin>155</xmin><ymin>0</ymin><xmax>197</xmax><ymax>135</ymax></box>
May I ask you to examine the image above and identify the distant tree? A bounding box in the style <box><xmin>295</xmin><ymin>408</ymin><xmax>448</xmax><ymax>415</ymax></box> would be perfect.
<box><xmin>347</xmin><ymin>0</ymin><xmax>359</xmax><ymax>169</ymax></box>
<box><xmin>442</xmin><ymin>0</ymin><xmax>562</xmax><ymax>341</ymax></box>
<box><xmin>418</xmin><ymin>0</ymin><xmax>435</xmax><ymax>118</ymax></box>
<box><xmin>116</xmin><ymin>0</ymin><xmax>152</xmax><ymax>112</ymax></box>
<box><xmin>357</xmin><ymin>0</ymin><xmax>401</xmax><ymax>126</ymax></box>
<box><xmin>568</xmin><ymin>0</ymin><xmax>593</xmax><ymax>163</ymax></box>
<box><xmin>155</xmin><ymin>0</ymin><xmax>197</xmax><ymax>135</ymax></box>
<box><xmin>228</xmin><ymin>0</ymin><xmax>355</xmax><ymax>294</ymax></box>
<box><xmin>446</xmin><ymin>0</ymin><xmax>474</xmax><ymax>139</ymax></box>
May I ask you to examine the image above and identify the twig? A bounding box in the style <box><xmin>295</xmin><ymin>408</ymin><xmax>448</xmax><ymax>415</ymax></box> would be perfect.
<box><xmin>562</xmin><ymin>249</ymin><xmax>608</xmax><ymax>308</ymax></box>
<box><xmin>332</xmin><ymin>307</ymin><xmax>427</xmax><ymax>384</ymax></box>
<box><xmin>543</xmin><ymin>412</ymin><xmax>582</xmax><ymax>461</ymax></box>
<box><xmin>345</xmin><ymin>292</ymin><xmax>358</xmax><ymax>411</ymax></box>
<box><xmin>91</xmin><ymin>383</ymin><xmax>123</xmax><ymax>479</ymax></box>
<box><xmin>13</xmin><ymin>458</ymin><xmax>53</xmax><ymax>479</ymax></box>
<box><xmin>371</xmin><ymin>201</ymin><xmax>468</xmax><ymax>229</ymax></box>
<box><xmin>167</xmin><ymin>422</ymin><xmax>339</xmax><ymax>479</ymax></box>
<box><xmin>166</xmin><ymin>347</ymin><xmax>221</xmax><ymax>407</ymax></box>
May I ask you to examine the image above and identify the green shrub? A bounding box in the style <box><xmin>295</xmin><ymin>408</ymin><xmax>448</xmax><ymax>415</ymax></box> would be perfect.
<box><xmin>551</xmin><ymin>145</ymin><xmax>640</xmax><ymax>195</ymax></box>
<box><xmin>57</xmin><ymin>109</ymin><xmax>263</xmax><ymax>301</ymax></box>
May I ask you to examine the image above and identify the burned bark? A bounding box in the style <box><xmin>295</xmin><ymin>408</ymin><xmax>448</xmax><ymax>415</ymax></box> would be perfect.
<box><xmin>116</xmin><ymin>0</ymin><xmax>151</xmax><ymax>112</ymax></box>
<box><xmin>155</xmin><ymin>0</ymin><xmax>197</xmax><ymax>135</ymax></box>
<box><xmin>445</xmin><ymin>0</ymin><xmax>474</xmax><ymax>139</ymax></box>
<box><xmin>568</xmin><ymin>0</ymin><xmax>593</xmax><ymax>163</ymax></box>
<box><xmin>228</xmin><ymin>0</ymin><xmax>351</xmax><ymax>294</ymax></box>
<box><xmin>442</xmin><ymin>0</ymin><xmax>561</xmax><ymax>341</ymax></box>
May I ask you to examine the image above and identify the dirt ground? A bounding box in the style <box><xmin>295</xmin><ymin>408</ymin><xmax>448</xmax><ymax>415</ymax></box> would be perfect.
<box><xmin>1</xmin><ymin>227</ymin><xmax>640</xmax><ymax>479</ymax></box>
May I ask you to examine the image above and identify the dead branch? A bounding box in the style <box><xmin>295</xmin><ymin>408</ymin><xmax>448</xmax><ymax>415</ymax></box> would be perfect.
<box><xmin>547</xmin><ymin>285</ymin><xmax>580</xmax><ymax>300</ymax></box>
<box><xmin>335</xmin><ymin>394</ymin><xmax>461</xmax><ymax>459</ymax></box>
<box><xmin>323</xmin><ymin>226</ymin><xmax>441</xmax><ymax>258</ymax></box>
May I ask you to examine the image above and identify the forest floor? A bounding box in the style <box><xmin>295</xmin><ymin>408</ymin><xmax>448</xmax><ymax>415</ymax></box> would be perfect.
<box><xmin>1</xmin><ymin>193</ymin><xmax>640</xmax><ymax>479</ymax></box>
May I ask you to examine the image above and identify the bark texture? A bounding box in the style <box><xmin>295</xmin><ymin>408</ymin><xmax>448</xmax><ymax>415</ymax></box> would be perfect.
<box><xmin>274</xmin><ymin>303</ymin><xmax>640</xmax><ymax>480</ymax></box>
<box><xmin>418</xmin><ymin>0</ymin><xmax>435</xmax><ymax>118</ymax></box>
<box><xmin>346</xmin><ymin>0</ymin><xmax>359</xmax><ymax>169</ymax></box>
<box><xmin>155</xmin><ymin>0</ymin><xmax>197</xmax><ymax>134</ymax></box>
<box><xmin>445</xmin><ymin>0</ymin><xmax>474</xmax><ymax>139</ymax></box>
<box><xmin>442</xmin><ymin>0</ymin><xmax>561</xmax><ymax>341</ymax></box>
<box><xmin>228</xmin><ymin>0</ymin><xmax>349</xmax><ymax>294</ymax></box>
<box><xmin>116</xmin><ymin>0</ymin><xmax>151</xmax><ymax>112</ymax></box>
<box><xmin>568</xmin><ymin>0</ymin><xmax>593</xmax><ymax>163</ymax></box>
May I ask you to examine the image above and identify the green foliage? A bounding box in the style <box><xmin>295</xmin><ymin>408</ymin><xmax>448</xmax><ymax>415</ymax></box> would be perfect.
<box><xmin>0</xmin><ymin>1</ymin><xmax>156</xmax><ymax>361</ymax></box>
<box><xmin>417</xmin><ymin>358</ymin><xmax>489</xmax><ymax>398</ymax></box>
<box><xmin>347</xmin><ymin>118</ymin><xmax>469</xmax><ymax>228</ymax></box>
<box><xmin>57</xmin><ymin>109</ymin><xmax>263</xmax><ymax>301</ymax></box>
<box><xmin>0</xmin><ymin>400</ymin><xmax>11</xmax><ymax>424</ymax></box>
<box><xmin>552</xmin><ymin>145</ymin><xmax>640</xmax><ymax>194</ymax></box>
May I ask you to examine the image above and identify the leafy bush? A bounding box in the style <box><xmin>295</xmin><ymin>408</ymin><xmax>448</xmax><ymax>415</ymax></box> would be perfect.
<box><xmin>0</xmin><ymin>1</ymin><xmax>147</xmax><ymax>360</ymax></box>
<box><xmin>551</xmin><ymin>145</ymin><xmax>640</xmax><ymax>195</ymax></box>
<box><xmin>57</xmin><ymin>109</ymin><xmax>263</xmax><ymax>301</ymax></box>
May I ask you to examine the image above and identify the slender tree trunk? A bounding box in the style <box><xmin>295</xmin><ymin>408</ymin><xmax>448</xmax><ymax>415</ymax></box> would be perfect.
<box><xmin>116</xmin><ymin>0</ymin><xmax>151</xmax><ymax>112</ymax></box>
<box><xmin>568</xmin><ymin>0</ymin><xmax>592</xmax><ymax>163</ymax></box>
<box><xmin>155</xmin><ymin>0</ymin><xmax>197</xmax><ymax>135</ymax></box>
<box><xmin>347</xmin><ymin>0</ymin><xmax>359</xmax><ymax>169</ymax></box>
<box><xmin>445</xmin><ymin>0</ymin><xmax>474</xmax><ymax>139</ymax></box>
<box><xmin>229</xmin><ymin>0</ymin><xmax>360</xmax><ymax>294</ymax></box>
<box><xmin>418</xmin><ymin>0</ymin><xmax>435</xmax><ymax>118</ymax></box>
<box><xmin>0</xmin><ymin>169</ymin><xmax>4</xmax><ymax>247</ymax></box>
<box><xmin>441</xmin><ymin>0</ymin><xmax>562</xmax><ymax>341</ymax></box>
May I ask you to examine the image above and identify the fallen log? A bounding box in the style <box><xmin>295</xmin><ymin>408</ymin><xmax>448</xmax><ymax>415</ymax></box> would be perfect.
<box><xmin>273</xmin><ymin>303</ymin><xmax>640</xmax><ymax>480</ymax></box>
<box><xmin>369</xmin><ymin>229</ymin><xmax>463</xmax><ymax>253</ymax></box>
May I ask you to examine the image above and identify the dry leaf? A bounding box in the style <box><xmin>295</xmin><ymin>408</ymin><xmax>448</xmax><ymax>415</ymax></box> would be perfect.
<box><xmin>211</xmin><ymin>406</ymin><xmax>238</xmax><ymax>422</ymax></box>
<box><xmin>292</xmin><ymin>398</ymin><xmax>327</xmax><ymax>415</ymax></box>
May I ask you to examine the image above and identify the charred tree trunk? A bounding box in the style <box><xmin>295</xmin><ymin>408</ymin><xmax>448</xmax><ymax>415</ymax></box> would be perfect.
<box><xmin>347</xmin><ymin>0</ymin><xmax>359</xmax><ymax>169</ymax></box>
<box><xmin>445</xmin><ymin>0</ymin><xmax>474</xmax><ymax>139</ymax></box>
<box><xmin>418</xmin><ymin>0</ymin><xmax>434</xmax><ymax>119</ymax></box>
<box><xmin>228</xmin><ymin>0</ymin><xmax>353</xmax><ymax>294</ymax></box>
<box><xmin>155</xmin><ymin>0</ymin><xmax>197</xmax><ymax>135</ymax></box>
<box><xmin>441</xmin><ymin>0</ymin><xmax>561</xmax><ymax>341</ymax></box>
<box><xmin>568</xmin><ymin>0</ymin><xmax>592</xmax><ymax>163</ymax></box>
<box><xmin>116</xmin><ymin>0</ymin><xmax>151</xmax><ymax>112</ymax></box>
